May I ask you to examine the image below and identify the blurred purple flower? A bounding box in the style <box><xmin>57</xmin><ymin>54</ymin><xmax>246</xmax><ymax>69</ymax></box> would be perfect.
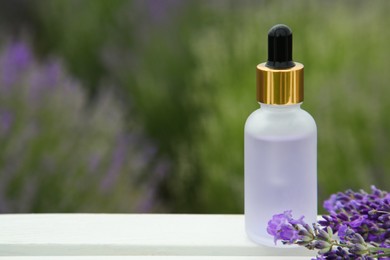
<box><xmin>0</xmin><ymin>40</ymin><xmax>167</xmax><ymax>213</ymax></box>
<box><xmin>4</xmin><ymin>42</ymin><xmax>31</xmax><ymax>69</ymax></box>
<box><xmin>0</xmin><ymin>42</ymin><xmax>32</xmax><ymax>87</ymax></box>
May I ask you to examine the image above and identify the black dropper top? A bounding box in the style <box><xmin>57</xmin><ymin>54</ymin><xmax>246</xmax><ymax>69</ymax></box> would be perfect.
<box><xmin>266</xmin><ymin>24</ymin><xmax>295</xmax><ymax>69</ymax></box>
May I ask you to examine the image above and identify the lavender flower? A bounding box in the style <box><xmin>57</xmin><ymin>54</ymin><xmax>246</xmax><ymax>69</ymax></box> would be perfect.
<box><xmin>0</xmin><ymin>41</ymin><xmax>168</xmax><ymax>213</ymax></box>
<box><xmin>319</xmin><ymin>186</ymin><xmax>390</xmax><ymax>246</ymax></box>
<box><xmin>267</xmin><ymin>210</ymin><xmax>304</xmax><ymax>244</ymax></box>
<box><xmin>267</xmin><ymin>187</ymin><xmax>390</xmax><ymax>259</ymax></box>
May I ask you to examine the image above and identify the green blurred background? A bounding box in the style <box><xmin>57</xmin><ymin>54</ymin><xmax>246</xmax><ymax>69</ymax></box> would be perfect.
<box><xmin>0</xmin><ymin>0</ymin><xmax>389</xmax><ymax>213</ymax></box>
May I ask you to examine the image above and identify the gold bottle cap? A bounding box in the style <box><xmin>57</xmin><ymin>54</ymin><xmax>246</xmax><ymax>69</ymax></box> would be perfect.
<box><xmin>257</xmin><ymin>24</ymin><xmax>304</xmax><ymax>105</ymax></box>
<box><xmin>256</xmin><ymin>62</ymin><xmax>304</xmax><ymax>105</ymax></box>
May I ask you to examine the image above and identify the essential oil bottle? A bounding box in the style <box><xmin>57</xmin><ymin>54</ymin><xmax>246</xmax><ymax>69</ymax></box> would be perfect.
<box><xmin>244</xmin><ymin>24</ymin><xmax>317</xmax><ymax>246</ymax></box>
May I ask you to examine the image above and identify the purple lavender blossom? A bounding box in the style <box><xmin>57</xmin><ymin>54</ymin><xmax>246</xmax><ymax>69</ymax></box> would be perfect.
<box><xmin>337</xmin><ymin>224</ymin><xmax>348</xmax><ymax>242</ymax></box>
<box><xmin>320</xmin><ymin>186</ymin><xmax>390</xmax><ymax>245</ymax></box>
<box><xmin>269</xmin><ymin>187</ymin><xmax>390</xmax><ymax>259</ymax></box>
<box><xmin>323</xmin><ymin>194</ymin><xmax>337</xmax><ymax>213</ymax></box>
<box><xmin>268</xmin><ymin>211</ymin><xmax>388</xmax><ymax>259</ymax></box>
<box><xmin>267</xmin><ymin>210</ymin><xmax>304</xmax><ymax>244</ymax></box>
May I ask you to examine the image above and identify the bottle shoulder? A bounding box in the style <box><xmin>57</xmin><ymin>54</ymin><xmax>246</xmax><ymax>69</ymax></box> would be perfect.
<box><xmin>245</xmin><ymin>107</ymin><xmax>317</xmax><ymax>139</ymax></box>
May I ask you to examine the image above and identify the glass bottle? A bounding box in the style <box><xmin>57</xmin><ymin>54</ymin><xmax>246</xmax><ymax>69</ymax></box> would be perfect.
<box><xmin>244</xmin><ymin>24</ymin><xmax>317</xmax><ymax>246</ymax></box>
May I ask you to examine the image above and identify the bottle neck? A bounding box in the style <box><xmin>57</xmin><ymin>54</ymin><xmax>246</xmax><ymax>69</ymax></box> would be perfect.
<box><xmin>259</xmin><ymin>102</ymin><xmax>302</xmax><ymax>112</ymax></box>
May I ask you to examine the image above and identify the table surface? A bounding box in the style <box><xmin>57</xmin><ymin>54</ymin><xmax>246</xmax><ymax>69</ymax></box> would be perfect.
<box><xmin>0</xmin><ymin>214</ymin><xmax>315</xmax><ymax>259</ymax></box>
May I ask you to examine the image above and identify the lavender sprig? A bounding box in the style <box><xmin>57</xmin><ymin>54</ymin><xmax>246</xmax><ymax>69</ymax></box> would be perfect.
<box><xmin>267</xmin><ymin>187</ymin><xmax>390</xmax><ymax>259</ymax></box>
<box><xmin>320</xmin><ymin>186</ymin><xmax>390</xmax><ymax>246</ymax></box>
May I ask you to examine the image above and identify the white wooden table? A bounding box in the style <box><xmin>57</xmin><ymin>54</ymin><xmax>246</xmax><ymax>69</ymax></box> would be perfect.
<box><xmin>0</xmin><ymin>214</ymin><xmax>315</xmax><ymax>259</ymax></box>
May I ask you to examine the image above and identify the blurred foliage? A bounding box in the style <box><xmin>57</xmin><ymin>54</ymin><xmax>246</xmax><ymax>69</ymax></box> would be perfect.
<box><xmin>0</xmin><ymin>0</ymin><xmax>390</xmax><ymax>213</ymax></box>
<box><xmin>0</xmin><ymin>41</ymin><xmax>166</xmax><ymax>212</ymax></box>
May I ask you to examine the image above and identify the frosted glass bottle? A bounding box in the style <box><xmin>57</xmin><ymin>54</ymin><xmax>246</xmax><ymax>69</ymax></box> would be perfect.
<box><xmin>244</xmin><ymin>103</ymin><xmax>317</xmax><ymax>246</ymax></box>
